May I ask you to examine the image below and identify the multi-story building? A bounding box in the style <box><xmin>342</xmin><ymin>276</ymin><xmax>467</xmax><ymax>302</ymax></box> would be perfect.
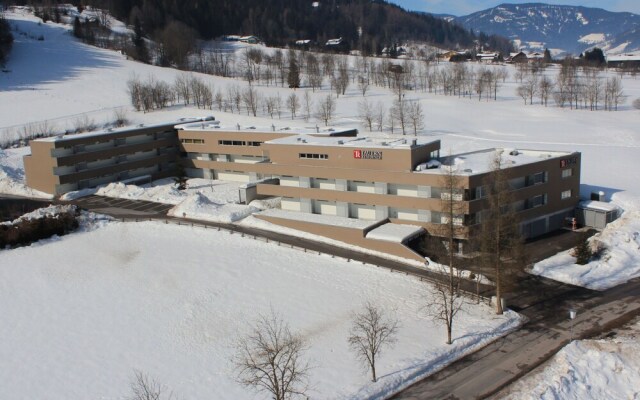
<box><xmin>23</xmin><ymin>120</ymin><xmax>203</xmax><ymax>195</ymax></box>
<box><xmin>24</xmin><ymin>119</ymin><xmax>581</xmax><ymax>262</ymax></box>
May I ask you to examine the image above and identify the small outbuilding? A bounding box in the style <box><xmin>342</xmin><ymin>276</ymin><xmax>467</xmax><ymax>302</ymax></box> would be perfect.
<box><xmin>576</xmin><ymin>200</ymin><xmax>620</xmax><ymax>229</ymax></box>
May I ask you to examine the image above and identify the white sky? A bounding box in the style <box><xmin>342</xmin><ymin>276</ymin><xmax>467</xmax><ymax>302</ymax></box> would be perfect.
<box><xmin>390</xmin><ymin>0</ymin><xmax>640</xmax><ymax>16</ymax></box>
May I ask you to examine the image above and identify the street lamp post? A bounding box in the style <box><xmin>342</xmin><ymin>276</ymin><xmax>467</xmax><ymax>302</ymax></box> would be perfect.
<box><xmin>569</xmin><ymin>309</ymin><xmax>577</xmax><ymax>341</ymax></box>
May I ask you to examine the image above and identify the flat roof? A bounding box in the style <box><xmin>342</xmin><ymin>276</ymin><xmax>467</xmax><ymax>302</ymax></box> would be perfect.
<box><xmin>579</xmin><ymin>200</ymin><xmax>619</xmax><ymax>212</ymax></box>
<box><xmin>366</xmin><ymin>223</ymin><xmax>425</xmax><ymax>243</ymax></box>
<box><xmin>176</xmin><ymin>122</ymin><xmax>357</xmax><ymax>136</ymax></box>
<box><xmin>265</xmin><ymin>134</ymin><xmax>434</xmax><ymax>149</ymax></box>
<box><xmin>417</xmin><ymin>148</ymin><xmax>576</xmax><ymax>176</ymax></box>
<box><xmin>37</xmin><ymin>118</ymin><xmax>206</xmax><ymax>143</ymax></box>
<box><xmin>257</xmin><ymin>208</ymin><xmax>380</xmax><ymax>230</ymax></box>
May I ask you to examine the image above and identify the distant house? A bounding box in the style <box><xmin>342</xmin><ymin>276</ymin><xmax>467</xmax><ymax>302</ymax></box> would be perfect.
<box><xmin>607</xmin><ymin>54</ymin><xmax>640</xmax><ymax>69</ymax></box>
<box><xmin>223</xmin><ymin>35</ymin><xmax>242</xmax><ymax>42</ymax></box>
<box><xmin>325</xmin><ymin>37</ymin><xmax>343</xmax><ymax>46</ymax></box>
<box><xmin>527</xmin><ymin>52</ymin><xmax>545</xmax><ymax>63</ymax></box>
<box><xmin>438</xmin><ymin>50</ymin><xmax>458</xmax><ymax>61</ymax></box>
<box><xmin>506</xmin><ymin>52</ymin><xmax>528</xmax><ymax>63</ymax></box>
<box><xmin>476</xmin><ymin>52</ymin><xmax>500</xmax><ymax>63</ymax></box>
<box><xmin>239</xmin><ymin>36</ymin><xmax>260</xmax><ymax>44</ymax></box>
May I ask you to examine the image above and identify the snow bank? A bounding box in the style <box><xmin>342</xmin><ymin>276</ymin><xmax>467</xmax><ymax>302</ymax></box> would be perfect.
<box><xmin>530</xmin><ymin>195</ymin><xmax>640</xmax><ymax>290</ymax></box>
<box><xmin>366</xmin><ymin>223</ymin><xmax>425</xmax><ymax>243</ymax></box>
<box><xmin>1</xmin><ymin>204</ymin><xmax>74</xmax><ymax>226</ymax></box>
<box><xmin>167</xmin><ymin>192</ymin><xmax>259</xmax><ymax>223</ymax></box>
<box><xmin>499</xmin><ymin>322</ymin><xmax>640</xmax><ymax>400</ymax></box>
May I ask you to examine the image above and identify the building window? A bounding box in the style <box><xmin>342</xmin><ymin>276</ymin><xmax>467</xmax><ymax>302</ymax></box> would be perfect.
<box><xmin>218</xmin><ymin>140</ymin><xmax>246</xmax><ymax>146</ymax></box>
<box><xmin>561</xmin><ymin>190</ymin><xmax>572</xmax><ymax>199</ymax></box>
<box><xmin>181</xmin><ymin>138</ymin><xmax>204</xmax><ymax>144</ymax></box>
<box><xmin>562</xmin><ymin>168</ymin><xmax>573</xmax><ymax>178</ymax></box>
<box><xmin>529</xmin><ymin>194</ymin><xmax>547</xmax><ymax>208</ymax></box>
<box><xmin>528</xmin><ymin>171</ymin><xmax>548</xmax><ymax>185</ymax></box>
<box><xmin>299</xmin><ymin>153</ymin><xmax>328</xmax><ymax>160</ymax></box>
<box><xmin>248</xmin><ymin>141</ymin><xmax>261</xmax><ymax>146</ymax></box>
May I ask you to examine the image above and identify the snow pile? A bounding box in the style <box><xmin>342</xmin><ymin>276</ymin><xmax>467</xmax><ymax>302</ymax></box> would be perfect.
<box><xmin>1</xmin><ymin>204</ymin><xmax>74</xmax><ymax>226</ymax></box>
<box><xmin>0</xmin><ymin>149</ymin><xmax>52</xmax><ymax>199</ymax></box>
<box><xmin>530</xmin><ymin>197</ymin><xmax>640</xmax><ymax>290</ymax></box>
<box><xmin>0</xmin><ymin>221</ymin><xmax>521</xmax><ymax>400</ymax></box>
<box><xmin>168</xmin><ymin>192</ymin><xmax>259</xmax><ymax>223</ymax></box>
<box><xmin>499</xmin><ymin>323</ymin><xmax>640</xmax><ymax>400</ymax></box>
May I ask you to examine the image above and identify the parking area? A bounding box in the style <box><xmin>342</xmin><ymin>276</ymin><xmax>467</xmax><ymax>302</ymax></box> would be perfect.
<box><xmin>71</xmin><ymin>195</ymin><xmax>174</xmax><ymax>216</ymax></box>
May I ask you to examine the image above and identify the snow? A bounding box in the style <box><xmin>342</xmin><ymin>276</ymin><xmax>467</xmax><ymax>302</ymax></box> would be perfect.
<box><xmin>1</xmin><ymin>204</ymin><xmax>74</xmax><ymax>226</ymax></box>
<box><xmin>578</xmin><ymin>200</ymin><xmax>619</xmax><ymax>212</ymax></box>
<box><xmin>167</xmin><ymin>192</ymin><xmax>259</xmax><ymax>223</ymax></box>
<box><xmin>0</xmin><ymin>220</ymin><xmax>521</xmax><ymax>400</ymax></box>
<box><xmin>1</xmin><ymin>7</ymin><xmax>640</xmax><ymax>396</ymax></box>
<box><xmin>498</xmin><ymin>322</ymin><xmax>640</xmax><ymax>400</ymax></box>
<box><xmin>530</xmin><ymin>193</ymin><xmax>640</xmax><ymax>290</ymax></box>
<box><xmin>366</xmin><ymin>223</ymin><xmax>425</xmax><ymax>243</ymax></box>
<box><xmin>578</xmin><ymin>33</ymin><xmax>606</xmax><ymax>44</ymax></box>
<box><xmin>257</xmin><ymin>208</ymin><xmax>380</xmax><ymax>230</ymax></box>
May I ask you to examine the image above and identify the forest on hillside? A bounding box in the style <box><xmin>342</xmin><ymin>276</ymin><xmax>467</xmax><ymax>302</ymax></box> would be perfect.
<box><xmin>5</xmin><ymin>0</ymin><xmax>513</xmax><ymax>55</ymax></box>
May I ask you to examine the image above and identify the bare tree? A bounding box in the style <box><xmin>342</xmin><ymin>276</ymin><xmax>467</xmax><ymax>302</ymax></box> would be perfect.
<box><xmin>234</xmin><ymin>311</ymin><xmax>310</xmax><ymax>400</ymax></box>
<box><xmin>538</xmin><ymin>75</ymin><xmax>554</xmax><ymax>106</ymax></box>
<box><xmin>358</xmin><ymin>99</ymin><xmax>375</xmax><ymax>131</ymax></box>
<box><xmin>390</xmin><ymin>98</ymin><xmax>408</xmax><ymax>135</ymax></box>
<box><xmin>517</xmin><ymin>75</ymin><xmax>539</xmax><ymax>105</ymax></box>
<box><xmin>316</xmin><ymin>94</ymin><xmax>336</xmax><ymax>126</ymax></box>
<box><xmin>357</xmin><ymin>75</ymin><xmax>370</xmax><ymax>96</ymax></box>
<box><xmin>347</xmin><ymin>302</ymin><xmax>398</xmax><ymax>382</ymax></box>
<box><xmin>605</xmin><ymin>76</ymin><xmax>625</xmax><ymax>111</ymax></box>
<box><xmin>479</xmin><ymin>152</ymin><xmax>525</xmax><ymax>315</ymax></box>
<box><xmin>303</xmin><ymin>90</ymin><xmax>313</xmax><ymax>122</ymax></box>
<box><xmin>174</xmin><ymin>74</ymin><xmax>191</xmax><ymax>106</ymax></box>
<box><xmin>242</xmin><ymin>86</ymin><xmax>260</xmax><ymax>116</ymax></box>
<box><xmin>287</xmin><ymin>92</ymin><xmax>300</xmax><ymax>119</ymax></box>
<box><xmin>425</xmin><ymin>161</ymin><xmax>467</xmax><ymax>344</ymax></box>
<box><xmin>129</xmin><ymin>370</ymin><xmax>172</xmax><ymax>400</ymax></box>
<box><xmin>374</xmin><ymin>102</ymin><xmax>386</xmax><ymax>132</ymax></box>
<box><xmin>407</xmin><ymin>101</ymin><xmax>425</xmax><ymax>136</ymax></box>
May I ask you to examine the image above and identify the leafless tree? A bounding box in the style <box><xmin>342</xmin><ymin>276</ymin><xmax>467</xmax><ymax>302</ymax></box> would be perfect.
<box><xmin>479</xmin><ymin>152</ymin><xmax>525</xmax><ymax>315</ymax></box>
<box><xmin>287</xmin><ymin>93</ymin><xmax>300</xmax><ymax>119</ymax></box>
<box><xmin>390</xmin><ymin>98</ymin><xmax>408</xmax><ymax>135</ymax></box>
<box><xmin>227</xmin><ymin>85</ymin><xmax>242</xmax><ymax>113</ymax></box>
<box><xmin>113</xmin><ymin>108</ymin><xmax>128</xmax><ymax>127</ymax></box>
<box><xmin>129</xmin><ymin>370</ymin><xmax>172</xmax><ymax>400</ymax></box>
<box><xmin>265</xmin><ymin>96</ymin><xmax>278</xmax><ymax>119</ymax></box>
<box><xmin>407</xmin><ymin>101</ymin><xmax>425</xmax><ymax>136</ymax></box>
<box><xmin>517</xmin><ymin>74</ymin><xmax>539</xmax><ymax>105</ymax></box>
<box><xmin>605</xmin><ymin>76</ymin><xmax>625</xmax><ymax>111</ymax></box>
<box><xmin>242</xmin><ymin>86</ymin><xmax>260</xmax><ymax>116</ymax></box>
<box><xmin>347</xmin><ymin>302</ymin><xmax>398</xmax><ymax>382</ymax></box>
<box><xmin>214</xmin><ymin>90</ymin><xmax>224</xmax><ymax>111</ymax></box>
<box><xmin>357</xmin><ymin>75</ymin><xmax>370</xmax><ymax>96</ymax></box>
<box><xmin>584</xmin><ymin>69</ymin><xmax>603</xmax><ymax>110</ymax></box>
<box><xmin>316</xmin><ymin>94</ymin><xmax>336</xmax><ymax>126</ymax></box>
<box><xmin>358</xmin><ymin>98</ymin><xmax>375</xmax><ymax>131</ymax></box>
<box><xmin>174</xmin><ymin>74</ymin><xmax>191</xmax><ymax>106</ymax></box>
<box><xmin>234</xmin><ymin>311</ymin><xmax>310</xmax><ymax>400</ymax></box>
<box><xmin>424</xmin><ymin>160</ymin><xmax>467</xmax><ymax>344</ymax></box>
<box><xmin>303</xmin><ymin>91</ymin><xmax>313</xmax><ymax>122</ymax></box>
<box><xmin>374</xmin><ymin>102</ymin><xmax>386</xmax><ymax>132</ymax></box>
<box><xmin>538</xmin><ymin>75</ymin><xmax>554</xmax><ymax>106</ymax></box>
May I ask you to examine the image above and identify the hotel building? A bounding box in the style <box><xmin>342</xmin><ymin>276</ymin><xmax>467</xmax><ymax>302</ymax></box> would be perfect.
<box><xmin>25</xmin><ymin>119</ymin><xmax>581</xmax><ymax>262</ymax></box>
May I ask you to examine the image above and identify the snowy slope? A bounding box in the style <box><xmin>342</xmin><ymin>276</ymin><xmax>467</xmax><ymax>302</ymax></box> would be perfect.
<box><xmin>455</xmin><ymin>3</ymin><xmax>640</xmax><ymax>55</ymax></box>
<box><xmin>0</xmin><ymin>221</ymin><xmax>520</xmax><ymax>400</ymax></box>
<box><xmin>497</xmin><ymin>321</ymin><xmax>640</xmax><ymax>399</ymax></box>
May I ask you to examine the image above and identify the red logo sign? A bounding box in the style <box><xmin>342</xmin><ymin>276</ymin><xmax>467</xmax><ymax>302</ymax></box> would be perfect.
<box><xmin>353</xmin><ymin>149</ymin><xmax>362</xmax><ymax>159</ymax></box>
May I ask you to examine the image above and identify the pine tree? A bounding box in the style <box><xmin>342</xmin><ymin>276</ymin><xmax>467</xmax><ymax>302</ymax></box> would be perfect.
<box><xmin>174</xmin><ymin>163</ymin><xmax>188</xmax><ymax>191</ymax></box>
<box><xmin>287</xmin><ymin>51</ymin><xmax>300</xmax><ymax>89</ymax></box>
<box><xmin>574</xmin><ymin>238</ymin><xmax>592</xmax><ymax>265</ymax></box>
<box><xmin>72</xmin><ymin>17</ymin><xmax>83</xmax><ymax>39</ymax></box>
<box><xmin>132</xmin><ymin>16</ymin><xmax>149</xmax><ymax>64</ymax></box>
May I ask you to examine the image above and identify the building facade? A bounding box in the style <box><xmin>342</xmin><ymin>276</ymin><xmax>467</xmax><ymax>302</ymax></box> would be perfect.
<box><xmin>25</xmin><ymin>119</ymin><xmax>581</xmax><ymax>261</ymax></box>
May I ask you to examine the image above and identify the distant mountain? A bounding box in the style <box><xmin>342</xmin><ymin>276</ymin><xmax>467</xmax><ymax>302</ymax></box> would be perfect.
<box><xmin>454</xmin><ymin>3</ymin><xmax>640</xmax><ymax>56</ymax></box>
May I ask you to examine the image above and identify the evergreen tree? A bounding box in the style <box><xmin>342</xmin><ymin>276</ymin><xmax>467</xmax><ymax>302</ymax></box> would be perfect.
<box><xmin>174</xmin><ymin>163</ymin><xmax>188</xmax><ymax>191</ymax></box>
<box><xmin>574</xmin><ymin>237</ymin><xmax>592</xmax><ymax>265</ymax></box>
<box><xmin>543</xmin><ymin>48</ymin><xmax>552</xmax><ymax>64</ymax></box>
<box><xmin>72</xmin><ymin>17</ymin><xmax>83</xmax><ymax>39</ymax></box>
<box><xmin>584</xmin><ymin>48</ymin><xmax>605</xmax><ymax>66</ymax></box>
<box><xmin>287</xmin><ymin>50</ymin><xmax>300</xmax><ymax>89</ymax></box>
<box><xmin>131</xmin><ymin>16</ymin><xmax>149</xmax><ymax>64</ymax></box>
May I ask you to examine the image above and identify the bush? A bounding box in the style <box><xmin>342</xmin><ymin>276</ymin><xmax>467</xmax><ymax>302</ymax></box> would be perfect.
<box><xmin>573</xmin><ymin>237</ymin><xmax>593</xmax><ymax>265</ymax></box>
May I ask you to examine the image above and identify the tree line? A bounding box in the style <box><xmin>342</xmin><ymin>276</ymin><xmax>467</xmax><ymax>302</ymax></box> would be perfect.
<box><xmin>0</xmin><ymin>13</ymin><xmax>13</xmax><ymax>66</ymax></box>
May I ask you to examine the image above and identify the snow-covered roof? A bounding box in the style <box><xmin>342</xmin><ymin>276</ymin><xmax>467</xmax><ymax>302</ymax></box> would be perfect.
<box><xmin>418</xmin><ymin>148</ymin><xmax>575</xmax><ymax>176</ymax></box>
<box><xmin>265</xmin><ymin>134</ymin><xmax>431</xmax><ymax>149</ymax></box>
<box><xmin>579</xmin><ymin>200</ymin><xmax>619</xmax><ymax>212</ymax></box>
<box><xmin>326</xmin><ymin>38</ymin><xmax>343</xmax><ymax>46</ymax></box>
<box><xmin>607</xmin><ymin>54</ymin><xmax>640</xmax><ymax>62</ymax></box>
<box><xmin>177</xmin><ymin>123</ymin><xmax>357</xmax><ymax>137</ymax></box>
<box><xmin>366</xmin><ymin>223</ymin><xmax>425</xmax><ymax>243</ymax></box>
<box><xmin>258</xmin><ymin>209</ymin><xmax>380</xmax><ymax>230</ymax></box>
<box><xmin>37</xmin><ymin>118</ymin><xmax>207</xmax><ymax>143</ymax></box>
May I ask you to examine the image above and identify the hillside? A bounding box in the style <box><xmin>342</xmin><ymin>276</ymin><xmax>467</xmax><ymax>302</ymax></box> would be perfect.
<box><xmin>455</xmin><ymin>3</ymin><xmax>640</xmax><ymax>56</ymax></box>
<box><xmin>27</xmin><ymin>0</ymin><xmax>513</xmax><ymax>54</ymax></box>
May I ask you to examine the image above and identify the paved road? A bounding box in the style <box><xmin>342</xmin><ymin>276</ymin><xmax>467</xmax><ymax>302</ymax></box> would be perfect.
<box><xmin>390</xmin><ymin>277</ymin><xmax>640</xmax><ymax>400</ymax></box>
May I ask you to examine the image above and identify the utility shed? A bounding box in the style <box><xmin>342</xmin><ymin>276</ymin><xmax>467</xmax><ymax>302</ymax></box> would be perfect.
<box><xmin>576</xmin><ymin>200</ymin><xmax>619</xmax><ymax>229</ymax></box>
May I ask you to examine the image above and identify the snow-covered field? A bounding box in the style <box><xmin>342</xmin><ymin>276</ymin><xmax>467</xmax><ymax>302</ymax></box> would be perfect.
<box><xmin>497</xmin><ymin>321</ymin><xmax>640</xmax><ymax>400</ymax></box>
<box><xmin>2</xmin><ymin>7</ymin><xmax>640</xmax><ymax>399</ymax></box>
<box><xmin>0</xmin><ymin>220</ymin><xmax>520</xmax><ymax>400</ymax></box>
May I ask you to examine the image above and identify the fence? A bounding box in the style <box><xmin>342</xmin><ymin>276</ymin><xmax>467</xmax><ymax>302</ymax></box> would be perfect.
<box><xmin>116</xmin><ymin>216</ymin><xmax>491</xmax><ymax>302</ymax></box>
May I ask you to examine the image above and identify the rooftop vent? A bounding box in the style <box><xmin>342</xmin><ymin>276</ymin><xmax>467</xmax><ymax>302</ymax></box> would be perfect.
<box><xmin>337</xmin><ymin>140</ymin><xmax>344</xmax><ymax>145</ymax></box>
<box><xmin>464</xmin><ymin>168</ymin><xmax>473</xmax><ymax>173</ymax></box>
<box><xmin>509</xmin><ymin>149</ymin><xmax>519</xmax><ymax>156</ymax></box>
